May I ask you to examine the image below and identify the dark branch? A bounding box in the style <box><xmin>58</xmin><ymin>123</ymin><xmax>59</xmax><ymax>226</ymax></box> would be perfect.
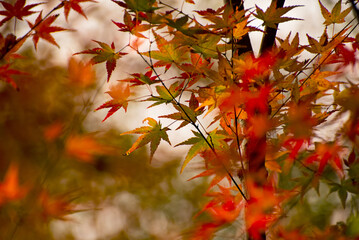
<box><xmin>350</xmin><ymin>0</ymin><xmax>359</xmax><ymax>22</ymax></box>
<box><xmin>259</xmin><ymin>0</ymin><xmax>285</xmax><ymax>54</ymax></box>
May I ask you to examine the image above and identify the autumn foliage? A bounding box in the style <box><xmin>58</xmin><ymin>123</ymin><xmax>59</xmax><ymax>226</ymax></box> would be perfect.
<box><xmin>1</xmin><ymin>0</ymin><xmax>359</xmax><ymax>239</ymax></box>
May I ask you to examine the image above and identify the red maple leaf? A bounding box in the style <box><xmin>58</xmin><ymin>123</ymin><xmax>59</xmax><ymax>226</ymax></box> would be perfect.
<box><xmin>27</xmin><ymin>12</ymin><xmax>66</xmax><ymax>49</ymax></box>
<box><xmin>112</xmin><ymin>10</ymin><xmax>150</xmax><ymax>38</ymax></box>
<box><xmin>305</xmin><ymin>142</ymin><xmax>344</xmax><ymax>178</ymax></box>
<box><xmin>62</xmin><ymin>0</ymin><xmax>97</xmax><ymax>21</ymax></box>
<box><xmin>0</xmin><ymin>63</ymin><xmax>27</xmax><ymax>90</ymax></box>
<box><xmin>191</xmin><ymin>185</ymin><xmax>244</xmax><ymax>239</ymax></box>
<box><xmin>121</xmin><ymin>70</ymin><xmax>158</xmax><ymax>86</ymax></box>
<box><xmin>332</xmin><ymin>43</ymin><xmax>357</xmax><ymax>69</ymax></box>
<box><xmin>245</xmin><ymin>179</ymin><xmax>285</xmax><ymax>240</ymax></box>
<box><xmin>0</xmin><ymin>0</ymin><xmax>40</xmax><ymax>26</ymax></box>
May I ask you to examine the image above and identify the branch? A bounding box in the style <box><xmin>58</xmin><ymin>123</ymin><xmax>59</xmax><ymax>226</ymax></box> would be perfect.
<box><xmin>350</xmin><ymin>0</ymin><xmax>359</xmax><ymax>21</ymax></box>
<box><xmin>136</xmin><ymin>49</ymin><xmax>248</xmax><ymax>201</ymax></box>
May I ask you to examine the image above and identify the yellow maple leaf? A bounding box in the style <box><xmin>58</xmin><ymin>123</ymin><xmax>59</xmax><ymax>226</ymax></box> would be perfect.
<box><xmin>233</xmin><ymin>19</ymin><xmax>249</xmax><ymax>41</ymax></box>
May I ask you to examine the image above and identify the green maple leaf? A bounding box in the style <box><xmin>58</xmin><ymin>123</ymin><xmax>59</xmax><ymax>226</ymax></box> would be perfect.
<box><xmin>146</xmin><ymin>81</ymin><xmax>181</xmax><ymax>107</ymax></box>
<box><xmin>121</xmin><ymin>117</ymin><xmax>171</xmax><ymax>162</ymax></box>
<box><xmin>142</xmin><ymin>31</ymin><xmax>189</xmax><ymax>70</ymax></box>
<box><xmin>254</xmin><ymin>3</ymin><xmax>301</xmax><ymax>28</ymax></box>
<box><xmin>319</xmin><ymin>0</ymin><xmax>351</xmax><ymax>26</ymax></box>
<box><xmin>191</xmin><ymin>34</ymin><xmax>221</xmax><ymax>58</ymax></box>
<box><xmin>176</xmin><ymin>129</ymin><xmax>228</xmax><ymax>173</ymax></box>
<box><xmin>75</xmin><ymin>40</ymin><xmax>127</xmax><ymax>81</ymax></box>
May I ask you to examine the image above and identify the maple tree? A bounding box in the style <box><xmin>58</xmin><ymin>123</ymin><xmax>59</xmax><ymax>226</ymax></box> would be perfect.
<box><xmin>2</xmin><ymin>0</ymin><xmax>359</xmax><ymax>239</ymax></box>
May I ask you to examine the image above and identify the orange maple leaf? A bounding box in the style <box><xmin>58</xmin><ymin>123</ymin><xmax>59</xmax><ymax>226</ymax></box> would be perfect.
<box><xmin>27</xmin><ymin>12</ymin><xmax>66</xmax><ymax>49</ymax></box>
<box><xmin>96</xmin><ymin>82</ymin><xmax>131</xmax><ymax>121</ymax></box>
<box><xmin>68</xmin><ymin>57</ymin><xmax>96</xmax><ymax>88</ymax></box>
<box><xmin>0</xmin><ymin>163</ymin><xmax>28</xmax><ymax>205</ymax></box>
<box><xmin>65</xmin><ymin>134</ymin><xmax>113</xmax><ymax>162</ymax></box>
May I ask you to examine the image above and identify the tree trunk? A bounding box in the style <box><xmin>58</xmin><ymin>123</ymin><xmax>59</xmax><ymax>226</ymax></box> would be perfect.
<box><xmin>226</xmin><ymin>0</ymin><xmax>285</xmax><ymax>239</ymax></box>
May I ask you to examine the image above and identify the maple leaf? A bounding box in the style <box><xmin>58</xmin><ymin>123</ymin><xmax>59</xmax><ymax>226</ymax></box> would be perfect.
<box><xmin>191</xmin><ymin>186</ymin><xmax>244</xmax><ymax>239</ymax></box>
<box><xmin>112</xmin><ymin>10</ymin><xmax>150</xmax><ymax>38</ymax></box>
<box><xmin>190</xmin><ymin>222</ymin><xmax>220</xmax><ymax>240</ymax></box>
<box><xmin>159</xmin><ymin>93</ymin><xmax>204</xmax><ymax>130</ymax></box>
<box><xmin>233</xmin><ymin>52</ymin><xmax>277</xmax><ymax>89</ymax></box>
<box><xmin>202</xmin><ymin>186</ymin><xmax>243</xmax><ymax>222</ymax></box>
<box><xmin>0</xmin><ymin>163</ymin><xmax>28</xmax><ymax>205</ymax></box>
<box><xmin>75</xmin><ymin>40</ymin><xmax>127</xmax><ymax>81</ymax></box>
<box><xmin>121</xmin><ymin>117</ymin><xmax>171</xmax><ymax>162</ymax></box>
<box><xmin>189</xmin><ymin>148</ymin><xmax>239</xmax><ymax>189</ymax></box>
<box><xmin>0</xmin><ymin>63</ymin><xmax>27</xmax><ymax>90</ymax></box>
<box><xmin>245</xmin><ymin>178</ymin><xmax>285</xmax><ymax>240</ymax></box>
<box><xmin>233</xmin><ymin>18</ymin><xmax>250</xmax><ymax>41</ymax></box>
<box><xmin>332</xmin><ymin>43</ymin><xmax>357</xmax><ymax>69</ymax></box>
<box><xmin>254</xmin><ymin>3</ymin><xmax>301</xmax><ymax>29</ymax></box>
<box><xmin>176</xmin><ymin>129</ymin><xmax>228</xmax><ymax>173</ymax></box>
<box><xmin>39</xmin><ymin>191</ymin><xmax>75</xmax><ymax>221</ymax></box>
<box><xmin>305</xmin><ymin>28</ymin><xmax>331</xmax><ymax>55</ymax></box>
<box><xmin>121</xmin><ymin>70</ymin><xmax>158</xmax><ymax>86</ymax></box>
<box><xmin>0</xmin><ymin>0</ymin><xmax>40</xmax><ymax>26</ymax></box>
<box><xmin>43</xmin><ymin>122</ymin><xmax>63</xmax><ymax>142</ymax></box>
<box><xmin>65</xmin><ymin>134</ymin><xmax>113</xmax><ymax>162</ymax></box>
<box><xmin>27</xmin><ymin>12</ymin><xmax>66</xmax><ymax>49</ymax></box>
<box><xmin>62</xmin><ymin>0</ymin><xmax>97</xmax><ymax>21</ymax></box>
<box><xmin>190</xmin><ymin>34</ymin><xmax>221</xmax><ymax>59</ymax></box>
<box><xmin>318</xmin><ymin>0</ymin><xmax>351</xmax><ymax>26</ymax></box>
<box><xmin>179</xmin><ymin>53</ymin><xmax>213</xmax><ymax>85</ymax></box>
<box><xmin>146</xmin><ymin>81</ymin><xmax>180</xmax><ymax>107</ymax></box>
<box><xmin>142</xmin><ymin>31</ymin><xmax>189</xmax><ymax>70</ymax></box>
<box><xmin>303</xmin><ymin>69</ymin><xmax>339</xmax><ymax>93</ymax></box>
<box><xmin>111</xmin><ymin>0</ymin><xmax>159</xmax><ymax>13</ymax></box>
<box><xmin>305</xmin><ymin>142</ymin><xmax>344</xmax><ymax>178</ymax></box>
<box><xmin>334</xmin><ymin>84</ymin><xmax>359</xmax><ymax>112</ymax></box>
<box><xmin>96</xmin><ymin>82</ymin><xmax>131</xmax><ymax>122</ymax></box>
<box><xmin>68</xmin><ymin>57</ymin><xmax>96</xmax><ymax>88</ymax></box>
